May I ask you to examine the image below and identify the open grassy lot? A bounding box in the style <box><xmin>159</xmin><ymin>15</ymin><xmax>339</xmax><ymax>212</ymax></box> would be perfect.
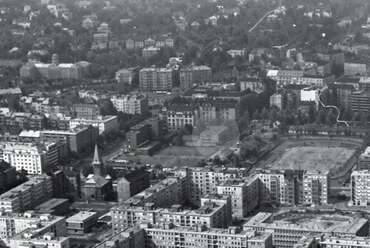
<box><xmin>271</xmin><ymin>146</ymin><xmax>355</xmax><ymax>171</ymax></box>
<box><xmin>259</xmin><ymin>137</ymin><xmax>363</xmax><ymax>176</ymax></box>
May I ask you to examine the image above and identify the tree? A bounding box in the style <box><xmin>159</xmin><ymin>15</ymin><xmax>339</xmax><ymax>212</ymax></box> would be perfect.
<box><xmin>99</xmin><ymin>100</ymin><xmax>117</xmax><ymax>116</ymax></box>
<box><xmin>308</xmin><ymin>104</ymin><xmax>316</xmax><ymax>123</ymax></box>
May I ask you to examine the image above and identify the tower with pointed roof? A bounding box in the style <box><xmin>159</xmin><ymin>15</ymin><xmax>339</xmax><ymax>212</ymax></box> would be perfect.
<box><xmin>92</xmin><ymin>144</ymin><xmax>104</xmax><ymax>176</ymax></box>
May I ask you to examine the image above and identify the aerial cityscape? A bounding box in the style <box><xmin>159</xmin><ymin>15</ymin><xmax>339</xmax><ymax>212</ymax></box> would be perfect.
<box><xmin>1</xmin><ymin>0</ymin><xmax>370</xmax><ymax>247</ymax></box>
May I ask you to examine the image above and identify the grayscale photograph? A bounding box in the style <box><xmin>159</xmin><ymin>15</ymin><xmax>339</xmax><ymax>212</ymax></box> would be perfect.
<box><xmin>0</xmin><ymin>0</ymin><xmax>368</xmax><ymax>247</ymax></box>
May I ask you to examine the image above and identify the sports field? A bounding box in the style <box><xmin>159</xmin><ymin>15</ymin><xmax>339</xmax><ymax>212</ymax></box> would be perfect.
<box><xmin>271</xmin><ymin>146</ymin><xmax>355</xmax><ymax>171</ymax></box>
<box><xmin>259</xmin><ymin>137</ymin><xmax>362</xmax><ymax>175</ymax></box>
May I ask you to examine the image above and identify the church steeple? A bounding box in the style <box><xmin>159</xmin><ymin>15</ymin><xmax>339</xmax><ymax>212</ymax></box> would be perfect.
<box><xmin>92</xmin><ymin>144</ymin><xmax>104</xmax><ymax>176</ymax></box>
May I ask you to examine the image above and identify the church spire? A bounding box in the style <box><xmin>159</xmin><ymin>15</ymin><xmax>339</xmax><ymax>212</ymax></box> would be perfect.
<box><xmin>92</xmin><ymin>144</ymin><xmax>102</xmax><ymax>165</ymax></box>
<box><xmin>92</xmin><ymin>144</ymin><xmax>104</xmax><ymax>176</ymax></box>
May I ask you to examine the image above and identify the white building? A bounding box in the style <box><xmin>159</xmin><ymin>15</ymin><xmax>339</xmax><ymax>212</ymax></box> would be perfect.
<box><xmin>0</xmin><ymin>211</ymin><xmax>66</xmax><ymax>239</ymax></box>
<box><xmin>69</xmin><ymin>115</ymin><xmax>118</xmax><ymax>135</ymax></box>
<box><xmin>111</xmin><ymin>94</ymin><xmax>148</xmax><ymax>115</ymax></box>
<box><xmin>303</xmin><ymin>170</ymin><xmax>329</xmax><ymax>206</ymax></box>
<box><xmin>216</xmin><ymin>176</ymin><xmax>259</xmax><ymax>218</ymax></box>
<box><xmin>6</xmin><ymin>232</ymin><xmax>70</xmax><ymax>248</ymax></box>
<box><xmin>350</xmin><ymin>170</ymin><xmax>370</xmax><ymax>206</ymax></box>
<box><xmin>1</xmin><ymin>142</ymin><xmax>47</xmax><ymax>175</ymax></box>
<box><xmin>145</xmin><ymin>225</ymin><xmax>273</xmax><ymax>248</ymax></box>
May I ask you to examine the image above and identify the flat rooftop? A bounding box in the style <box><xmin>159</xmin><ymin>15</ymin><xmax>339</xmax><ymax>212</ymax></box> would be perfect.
<box><xmin>35</xmin><ymin>198</ymin><xmax>69</xmax><ymax>211</ymax></box>
<box><xmin>244</xmin><ymin>212</ymin><xmax>368</xmax><ymax>234</ymax></box>
<box><xmin>66</xmin><ymin>211</ymin><xmax>97</xmax><ymax>223</ymax></box>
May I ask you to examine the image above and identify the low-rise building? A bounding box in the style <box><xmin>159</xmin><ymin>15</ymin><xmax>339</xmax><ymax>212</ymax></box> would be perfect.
<box><xmin>145</xmin><ymin>224</ymin><xmax>273</xmax><ymax>248</ymax></box>
<box><xmin>112</xmin><ymin>195</ymin><xmax>231</xmax><ymax>231</ymax></box>
<box><xmin>0</xmin><ymin>211</ymin><xmax>66</xmax><ymax>239</ymax></box>
<box><xmin>66</xmin><ymin>211</ymin><xmax>98</xmax><ymax>235</ymax></box>
<box><xmin>244</xmin><ymin>212</ymin><xmax>369</xmax><ymax>248</ymax></box>
<box><xmin>344</xmin><ymin>62</ymin><xmax>367</xmax><ymax>76</ymax></box>
<box><xmin>6</xmin><ymin>232</ymin><xmax>70</xmax><ymax>248</ymax></box>
<box><xmin>69</xmin><ymin>115</ymin><xmax>118</xmax><ymax>135</ymax></box>
<box><xmin>111</xmin><ymin>94</ymin><xmax>148</xmax><ymax>115</ymax></box>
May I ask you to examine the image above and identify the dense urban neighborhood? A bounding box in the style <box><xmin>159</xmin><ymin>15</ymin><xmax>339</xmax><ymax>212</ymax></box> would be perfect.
<box><xmin>2</xmin><ymin>0</ymin><xmax>370</xmax><ymax>248</ymax></box>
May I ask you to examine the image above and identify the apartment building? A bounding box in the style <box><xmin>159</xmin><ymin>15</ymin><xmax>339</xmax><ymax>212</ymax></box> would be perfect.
<box><xmin>41</xmin><ymin>126</ymin><xmax>98</xmax><ymax>154</ymax></box>
<box><xmin>119</xmin><ymin>176</ymin><xmax>188</xmax><ymax>208</ymax></box>
<box><xmin>349</xmin><ymin>90</ymin><xmax>370</xmax><ymax>112</ymax></box>
<box><xmin>1</xmin><ymin>142</ymin><xmax>48</xmax><ymax>174</ymax></box>
<box><xmin>145</xmin><ymin>224</ymin><xmax>273</xmax><ymax>248</ymax></box>
<box><xmin>111</xmin><ymin>94</ymin><xmax>148</xmax><ymax>115</ymax></box>
<box><xmin>187</xmin><ymin>167</ymin><xmax>239</xmax><ymax>205</ymax></box>
<box><xmin>0</xmin><ymin>174</ymin><xmax>53</xmax><ymax>212</ymax></box>
<box><xmin>165</xmin><ymin>98</ymin><xmax>237</xmax><ymax>131</ymax></box>
<box><xmin>115</xmin><ymin>68</ymin><xmax>136</xmax><ymax>85</ymax></box>
<box><xmin>112</xmin><ymin>195</ymin><xmax>231</xmax><ymax>231</ymax></box>
<box><xmin>6</xmin><ymin>232</ymin><xmax>70</xmax><ymax>248</ymax></box>
<box><xmin>344</xmin><ymin>62</ymin><xmax>367</xmax><ymax>76</ymax></box>
<box><xmin>302</xmin><ymin>170</ymin><xmax>329</xmax><ymax>206</ymax></box>
<box><xmin>256</xmin><ymin>170</ymin><xmax>303</xmax><ymax>206</ymax></box>
<box><xmin>72</xmin><ymin>103</ymin><xmax>100</xmax><ymax>119</ymax></box>
<box><xmin>179</xmin><ymin>65</ymin><xmax>212</xmax><ymax>90</ymax></box>
<box><xmin>69</xmin><ymin>115</ymin><xmax>118</xmax><ymax>135</ymax></box>
<box><xmin>94</xmin><ymin>227</ymin><xmax>145</xmax><ymax>248</ymax></box>
<box><xmin>139</xmin><ymin>67</ymin><xmax>173</xmax><ymax>91</ymax></box>
<box><xmin>321</xmin><ymin>236</ymin><xmax>370</xmax><ymax>248</ymax></box>
<box><xmin>350</xmin><ymin>170</ymin><xmax>370</xmax><ymax>206</ymax></box>
<box><xmin>216</xmin><ymin>176</ymin><xmax>259</xmax><ymax>218</ymax></box>
<box><xmin>243</xmin><ymin>212</ymin><xmax>369</xmax><ymax>248</ymax></box>
<box><xmin>166</xmin><ymin>106</ymin><xmax>197</xmax><ymax>131</ymax></box>
<box><xmin>0</xmin><ymin>211</ymin><xmax>66</xmax><ymax>239</ymax></box>
<box><xmin>358</xmin><ymin>147</ymin><xmax>370</xmax><ymax>170</ymax></box>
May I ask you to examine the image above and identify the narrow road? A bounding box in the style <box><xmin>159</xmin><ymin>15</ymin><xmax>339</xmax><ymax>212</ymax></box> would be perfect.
<box><xmin>318</xmin><ymin>87</ymin><xmax>349</xmax><ymax>127</ymax></box>
<box><xmin>248</xmin><ymin>9</ymin><xmax>276</xmax><ymax>32</ymax></box>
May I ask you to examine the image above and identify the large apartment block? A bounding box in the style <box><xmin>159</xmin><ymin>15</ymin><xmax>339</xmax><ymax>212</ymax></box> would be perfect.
<box><xmin>0</xmin><ymin>174</ymin><xmax>53</xmax><ymax>212</ymax></box>
<box><xmin>351</xmin><ymin>170</ymin><xmax>370</xmax><ymax>206</ymax></box>
<box><xmin>111</xmin><ymin>94</ymin><xmax>148</xmax><ymax>115</ymax></box>
<box><xmin>0</xmin><ymin>211</ymin><xmax>66</xmax><ymax>239</ymax></box>
<box><xmin>112</xmin><ymin>195</ymin><xmax>232</xmax><ymax>231</ymax></box>
<box><xmin>139</xmin><ymin>67</ymin><xmax>173</xmax><ymax>91</ymax></box>
<box><xmin>145</xmin><ymin>224</ymin><xmax>273</xmax><ymax>248</ymax></box>
<box><xmin>216</xmin><ymin>176</ymin><xmax>260</xmax><ymax>218</ymax></box>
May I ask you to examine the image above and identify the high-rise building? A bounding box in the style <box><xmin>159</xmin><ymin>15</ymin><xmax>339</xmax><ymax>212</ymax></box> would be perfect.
<box><xmin>180</xmin><ymin>65</ymin><xmax>212</xmax><ymax>90</ymax></box>
<box><xmin>73</xmin><ymin>103</ymin><xmax>100</xmax><ymax>119</ymax></box>
<box><xmin>0</xmin><ymin>174</ymin><xmax>53</xmax><ymax>212</ymax></box>
<box><xmin>139</xmin><ymin>67</ymin><xmax>173</xmax><ymax>91</ymax></box>
<box><xmin>1</xmin><ymin>142</ymin><xmax>48</xmax><ymax>174</ymax></box>
<box><xmin>256</xmin><ymin>170</ymin><xmax>303</xmax><ymax>206</ymax></box>
<box><xmin>302</xmin><ymin>170</ymin><xmax>328</xmax><ymax>206</ymax></box>
<box><xmin>111</xmin><ymin>94</ymin><xmax>148</xmax><ymax>115</ymax></box>
<box><xmin>350</xmin><ymin>170</ymin><xmax>370</xmax><ymax>206</ymax></box>
<box><xmin>216</xmin><ymin>176</ymin><xmax>259</xmax><ymax>218</ymax></box>
<box><xmin>349</xmin><ymin>90</ymin><xmax>370</xmax><ymax>112</ymax></box>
